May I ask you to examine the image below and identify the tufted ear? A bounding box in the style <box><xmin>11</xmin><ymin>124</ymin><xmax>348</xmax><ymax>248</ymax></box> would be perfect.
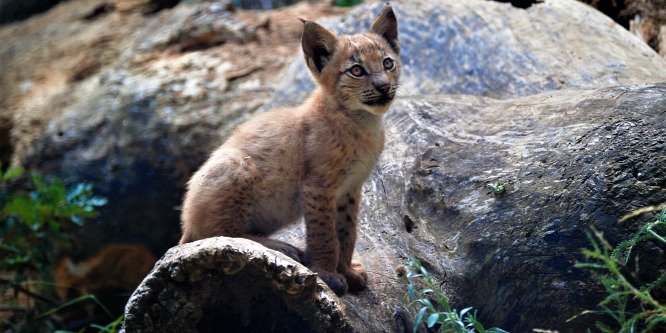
<box><xmin>370</xmin><ymin>5</ymin><xmax>400</xmax><ymax>55</ymax></box>
<box><xmin>301</xmin><ymin>20</ymin><xmax>338</xmax><ymax>75</ymax></box>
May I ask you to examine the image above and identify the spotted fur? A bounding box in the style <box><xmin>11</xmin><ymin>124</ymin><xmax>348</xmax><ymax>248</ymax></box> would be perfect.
<box><xmin>180</xmin><ymin>5</ymin><xmax>400</xmax><ymax>296</ymax></box>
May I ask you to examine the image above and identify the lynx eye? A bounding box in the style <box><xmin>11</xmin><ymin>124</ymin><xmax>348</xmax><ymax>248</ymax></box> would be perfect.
<box><xmin>383</xmin><ymin>58</ymin><xmax>395</xmax><ymax>70</ymax></box>
<box><xmin>349</xmin><ymin>65</ymin><xmax>366</xmax><ymax>77</ymax></box>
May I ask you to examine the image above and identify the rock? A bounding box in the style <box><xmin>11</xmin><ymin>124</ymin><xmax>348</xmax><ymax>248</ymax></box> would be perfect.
<box><xmin>232</xmin><ymin>0</ymin><xmax>304</xmax><ymax>10</ymax></box>
<box><xmin>110</xmin><ymin>0</ymin><xmax>155</xmax><ymax>13</ymax></box>
<box><xmin>140</xmin><ymin>4</ymin><xmax>255</xmax><ymax>52</ymax></box>
<box><xmin>123</xmin><ymin>83</ymin><xmax>666</xmax><ymax>332</ymax></box>
<box><xmin>336</xmin><ymin>83</ymin><xmax>666</xmax><ymax>332</ymax></box>
<box><xmin>270</xmin><ymin>0</ymin><xmax>666</xmax><ymax>108</ymax></box>
<box><xmin>0</xmin><ymin>0</ymin><xmax>64</xmax><ymax>24</ymax></box>
<box><xmin>110</xmin><ymin>0</ymin><xmax>180</xmax><ymax>14</ymax></box>
<box><xmin>121</xmin><ymin>237</ymin><xmax>355</xmax><ymax>333</ymax></box>
<box><xmin>662</xmin><ymin>24</ymin><xmax>666</xmax><ymax>57</ymax></box>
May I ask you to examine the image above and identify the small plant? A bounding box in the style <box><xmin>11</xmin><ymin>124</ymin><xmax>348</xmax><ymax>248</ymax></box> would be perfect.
<box><xmin>55</xmin><ymin>313</ymin><xmax>124</xmax><ymax>333</ymax></box>
<box><xmin>399</xmin><ymin>257</ymin><xmax>509</xmax><ymax>333</ymax></box>
<box><xmin>0</xmin><ymin>166</ymin><xmax>108</xmax><ymax>332</ymax></box>
<box><xmin>1</xmin><ymin>167</ymin><xmax>107</xmax><ymax>282</ymax></box>
<box><xmin>573</xmin><ymin>206</ymin><xmax>666</xmax><ymax>332</ymax></box>
<box><xmin>487</xmin><ymin>182</ymin><xmax>506</xmax><ymax>196</ymax></box>
<box><xmin>89</xmin><ymin>314</ymin><xmax>124</xmax><ymax>333</ymax></box>
<box><xmin>335</xmin><ymin>0</ymin><xmax>363</xmax><ymax>6</ymax></box>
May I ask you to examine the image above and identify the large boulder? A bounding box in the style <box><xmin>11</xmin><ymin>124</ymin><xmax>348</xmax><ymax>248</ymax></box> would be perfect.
<box><xmin>270</xmin><ymin>0</ymin><xmax>666</xmax><ymax>106</ymax></box>
<box><xmin>346</xmin><ymin>83</ymin><xmax>666</xmax><ymax>332</ymax></box>
<box><xmin>125</xmin><ymin>83</ymin><xmax>666</xmax><ymax>332</ymax></box>
<box><xmin>3</xmin><ymin>0</ymin><xmax>665</xmax><ymax>259</ymax></box>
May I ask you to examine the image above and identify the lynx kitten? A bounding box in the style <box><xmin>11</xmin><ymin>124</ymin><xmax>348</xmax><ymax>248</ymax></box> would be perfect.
<box><xmin>180</xmin><ymin>5</ymin><xmax>400</xmax><ymax>296</ymax></box>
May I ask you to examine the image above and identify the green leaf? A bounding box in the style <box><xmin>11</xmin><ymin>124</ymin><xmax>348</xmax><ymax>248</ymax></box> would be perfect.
<box><xmin>4</xmin><ymin>196</ymin><xmax>35</xmax><ymax>225</ymax></box>
<box><xmin>414</xmin><ymin>307</ymin><xmax>427</xmax><ymax>333</ymax></box>
<box><xmin>66</xmin><ymin>183</ymin><xmax>87</xmax><ymax>201</ymax></box>
<box><xmin>407</xmin><ymin>284</ymin><xmax>416</xmax><ymax>300</ymax></box>
<box><xmin>419</xmin><ymin>298</ymin><xmax>436</xmax><ymax>312</ymax></box>
<box><xmin>89</xmin><ymin>324</ymin><xmax>109</xmax><ymax>332</ymax></box>
<box><xmin>595</xmin><ymin>320</ymin><xmax>614</xmax><ymax>333</ymax></box>
<box><xmin>335</xmin><ymin>0</ymin><xmax>363</xmax><ymax>6</ymax></box>
<box><xmin>50</xmin><ymin>177</ymin><xmax>66</xmax><ymax>200</ymax></box>
<box><xmin>2</xmin><ymin>167</ymin><xmax>24</xmax><ymax>181</ymax></box>
<box><xmin>419</xmin><ymin>265</ymin><xmax>429</xmax><ymax>277</ymax></box>
<box><xmin>438</xmin><ymin>293</ymin><xmax>452</xmax><ymax>312</ymax></box>
<box><xmin>426</xmin><ymin>313</ymin><xmax>440</xmax><ymax>328</ymax></box>
<box><xmin>473</xmin><ymin>320</ymin><xmax>485</xmax><ymax>333</ymax></box>
<box><xmin>70</xmin><ymin>215</ymin><xmax>83</xmax><ymax>226</ymax></box>
<box><xmin>641</xmin><ymin>271</ymin><xmax>666</xmax><ymax>293</ymax></box>
<box><xmin>30</xmin><ymin>174</ymin><xmax>46</xmax><ymax>192</ymax></box>
<box><xmin>88</xmin><ymin>196</ymin><xmax>108</xmax><ymax>207</ymax></box>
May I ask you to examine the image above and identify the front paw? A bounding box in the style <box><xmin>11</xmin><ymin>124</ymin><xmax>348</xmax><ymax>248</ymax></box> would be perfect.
<box><xmin>315</xmin><ymin>269</ymin><xmax>348</xmax><ymax>296</ymax></box>
<box><xmin>344</xmin><ymin>260</ymin><xmax>368</xmax><ymax>292</ymax></box>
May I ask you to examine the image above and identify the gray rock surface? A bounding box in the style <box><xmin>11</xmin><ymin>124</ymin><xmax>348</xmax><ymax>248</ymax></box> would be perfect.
<box><xmin>124</xmin><ymin>83</ymin><xmax>666</xmax><ymax>332</ymax></box>
<box><xmin>273</xmin><ymin>83</ymin><xmax>666</xmax><ymax>332</ymax></box>
<box><xmin>122</xmin><ymin>237</ymin><xmax>354</xmax><ymax>333</ymax></box>
<box><xmin>271</xmin><ymin>0</ymin><xmax>666</xmax><ymax>107</ymax></box>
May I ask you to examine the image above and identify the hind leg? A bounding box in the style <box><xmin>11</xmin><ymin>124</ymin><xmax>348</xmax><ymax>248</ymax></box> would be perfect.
<box><xmin>180</xmin><ymin>148</ymin><xmax>258</xmax><ymax>243</ymax></box>
<box><xmin>179</xmin><ymin>148</ymin><xmax>305</xmax><ymax>263</ymax></box>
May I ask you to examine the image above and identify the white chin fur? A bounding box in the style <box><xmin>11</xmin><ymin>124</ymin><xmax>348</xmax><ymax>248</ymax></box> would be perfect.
<box><xmin>364</xmin><ymin>104</ymin><xmax>391</xmax><ymax>115</ymax></box>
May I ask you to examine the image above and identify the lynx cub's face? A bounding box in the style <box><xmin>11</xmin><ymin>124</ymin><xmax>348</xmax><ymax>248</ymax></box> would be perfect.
<box><xmin>302</xmin><ymin>6</ymin><xmax>401</xmax><ymax>115</ymax></box>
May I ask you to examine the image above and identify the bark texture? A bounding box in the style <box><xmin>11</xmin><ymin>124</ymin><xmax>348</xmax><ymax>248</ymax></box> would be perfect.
<box><xmin>121</xmin><ymin>237</ymin><xmax>354</xmax><ymax>333</ymax></box>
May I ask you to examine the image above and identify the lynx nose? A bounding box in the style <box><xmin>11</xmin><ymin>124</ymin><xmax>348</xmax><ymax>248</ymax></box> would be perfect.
<box><xmin>374</xmin><ymin>82</ymin><xmax>391</xmax><ymax>95</ymax></box>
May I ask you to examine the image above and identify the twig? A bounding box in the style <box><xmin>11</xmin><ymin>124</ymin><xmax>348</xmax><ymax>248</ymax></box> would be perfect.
<box><xmin>610</xmin><ymin>90</ymin><xmax>627</xmax><ymax>101</ymax></box>
<box><xmin>618</xmin><ymin>203</ymin><xmax>666</xmax><ymax>223</ymax></box>
<box><xmin>0</xmin><ymin>277</ymin><xmax>59</xmax><ymax>306</ymax></box>
<box><xmin>0</xmin><ymin>305</ymin><xmax>28</xmax><ymax>312</ymax></box>
<box><xmin>225</xmin><ymin>65</ymin><xmax>263</xmax><ymax>82</ymax></box>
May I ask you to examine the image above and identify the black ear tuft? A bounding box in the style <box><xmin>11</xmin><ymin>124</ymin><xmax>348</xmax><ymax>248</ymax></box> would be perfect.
<box><xmin>301</xmin><ymin>22</ymin><xmax>338</xmax><ymax>74</ymax></box>
<box><xmin>370</xmin><ymin>5</ymin><xmax>400</xmax><ymax>55</ymax></box>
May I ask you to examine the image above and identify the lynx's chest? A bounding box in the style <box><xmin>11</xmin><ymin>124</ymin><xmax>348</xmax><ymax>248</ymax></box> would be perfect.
<box><xmin>337</xmin><ymin>122</ymin><xmax>385</xmax><ymax>194</ymax></box>
<box><xmin>300</xmin><ymin>103</ymin><xmax>386</xmax><ymax>195</ymax></box>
